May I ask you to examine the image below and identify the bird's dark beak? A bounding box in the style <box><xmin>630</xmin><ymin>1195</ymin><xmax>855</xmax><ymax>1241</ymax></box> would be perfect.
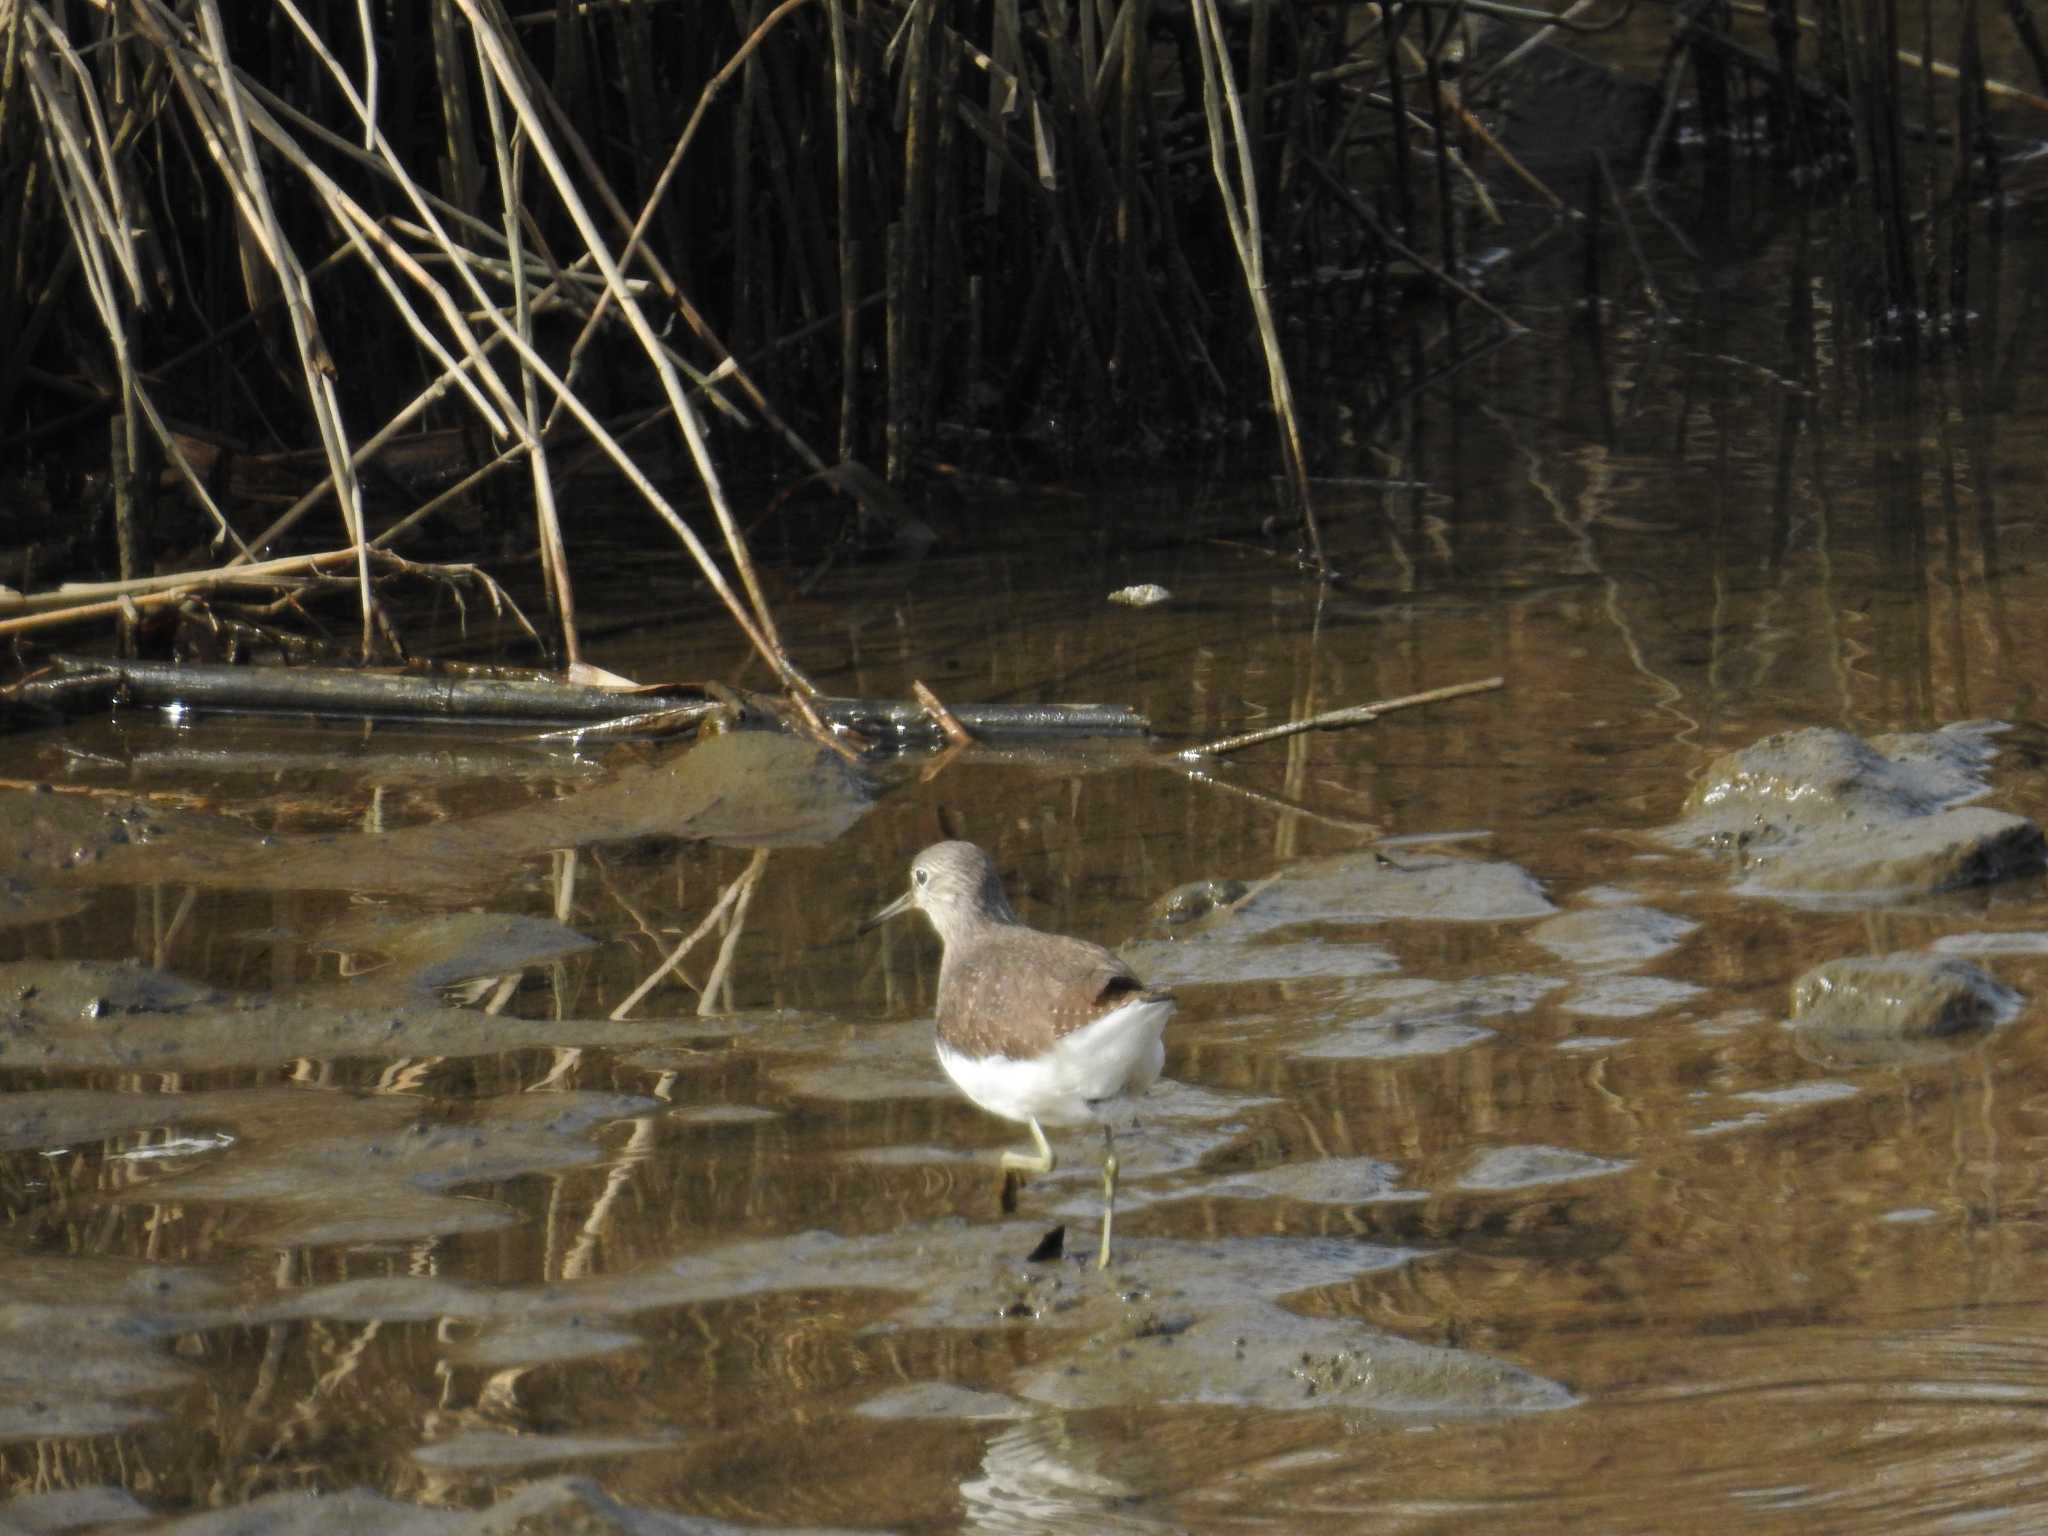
<box><xmin>858</xmin><ymin>886</ymin><xmax>916</xmax><ymax>936</ymax></box>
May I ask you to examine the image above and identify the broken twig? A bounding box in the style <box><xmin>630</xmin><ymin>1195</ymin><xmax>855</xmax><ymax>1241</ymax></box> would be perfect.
<box><xmin>912</xmin><ymin>680</ymin><xmax>973</xmax><ymax>746</ymax></box>
<box><xmin>1179</xmin><ymin>677</ymin><xmax>1504</xmax><ymax>759</ymax></box>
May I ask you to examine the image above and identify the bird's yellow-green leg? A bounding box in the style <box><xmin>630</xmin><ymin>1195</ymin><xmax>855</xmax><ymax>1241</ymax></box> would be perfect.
<box><xmin>1001</xmin><ymin>1117</ymin><xmax>1057</xmax><ymax>1176</ymax></box>
<box><xmin>1097</xmin><ymin>1126</ymin><xmax>1119</xmax><ymax>1270</ymax></box>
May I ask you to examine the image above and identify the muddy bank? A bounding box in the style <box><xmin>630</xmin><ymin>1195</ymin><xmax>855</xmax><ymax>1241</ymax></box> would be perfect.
<box><xmin>0</xmin><ymin>729</ymin><xmax>874</xmax><ymax>907</ymax></box>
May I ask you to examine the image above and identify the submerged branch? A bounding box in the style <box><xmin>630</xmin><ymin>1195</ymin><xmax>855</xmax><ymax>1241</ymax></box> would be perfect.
<box><xmin>31</xmin><ymin>657</ymin><xmax>1154</xmax><ymax>744</ymax></box>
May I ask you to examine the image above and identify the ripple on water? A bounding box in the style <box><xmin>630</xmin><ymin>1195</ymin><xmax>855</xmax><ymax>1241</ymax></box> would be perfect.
<box><xmin>1179</xmin><ymin>1155</ymin><xmax>1423</xmax><ymax>1206</ymax></box>
<box><xmin>856</xmin><ymin>1382</ymin><xmax>1031</xmax><ymax>1421</ymax></box>
<box><xmin>1562</xmin><ymin>974</ymin><xmax>1704</xmax><ymax>1017</ymax></box>
<box><xmin>667</xmin><ymin>1103</ymin><xmax>781</xmax><ymax>1125</ymax></box>
<box><xmin>1933</xmin><ymin>930</ymin><xmax>2048</xmax><ymax>956</ymax></box>
<box><xmin>1735</xmin><ymin>1080</ymin><xmax>1861</xmax><ymax>1107</ymax></box>
<box><xmin>409</xmin><ymin>1430</ymin><xmax>678</xmax><ymax>1470</ymax></box>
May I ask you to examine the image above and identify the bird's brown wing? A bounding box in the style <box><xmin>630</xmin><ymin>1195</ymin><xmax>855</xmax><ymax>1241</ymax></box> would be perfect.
<box><xmin>939</xmin><ymin>932</ymin><xmax>1163</xmax><ymax>1058</ymax></box>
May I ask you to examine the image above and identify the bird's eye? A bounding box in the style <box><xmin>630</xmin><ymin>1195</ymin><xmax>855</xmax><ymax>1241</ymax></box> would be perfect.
<box><xmin>913</xmin><ymin>868</ymin><xmax>929</xmax><ymax>886</ymax></box>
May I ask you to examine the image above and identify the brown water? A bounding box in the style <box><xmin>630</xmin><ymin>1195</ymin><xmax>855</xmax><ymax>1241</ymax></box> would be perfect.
<box><xmin>12</xmin><ymin>211</ymin><xmax>2048</xmax><ymax>1532</ymax></box>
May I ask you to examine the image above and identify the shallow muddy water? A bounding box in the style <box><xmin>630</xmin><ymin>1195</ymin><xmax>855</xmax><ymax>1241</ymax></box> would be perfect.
<box><xmin>13</xmin><ymin>212</ymin><xmax>2048</xmax><ymax>1532</ymax></box>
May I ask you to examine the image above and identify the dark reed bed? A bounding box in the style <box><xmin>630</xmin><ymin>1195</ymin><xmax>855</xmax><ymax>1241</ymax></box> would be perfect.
<box><xmin>0</xmin><ymin>0</ymin><xmax>2034</xmax><ymax>668</ymax></box>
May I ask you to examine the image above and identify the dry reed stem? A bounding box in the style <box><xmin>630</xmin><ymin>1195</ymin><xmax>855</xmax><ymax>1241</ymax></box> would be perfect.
<box><xmin>262</xmin><ymin>0</ymin><xmax>555</xmax><ymax>428</ymax></box>
<box><xmin>1190</xmin><ymin>0</ymin><xmax>1323</xmax><ymax>568</ymax></box>
<box><xmin>830</xmin><ymin>0</ymin><xmax>859</xmax><ymax>462</ymax></box>
<box><xmin>199</xmin><ymin>167</ymin><xmax>528</xmax><ymax>558</ymax></box>
<box><xmin>1720</xmin><ymin>0</ymin><xmax>2048</xmax><ymax>110</ymax></box>
<box><xmin>19</xmin><ymin>10</ymin><xmax>143</xmax><ymax>301</ymax></box>
<box><xmin>178</xmin><ymin>0</ymin><xmax>378</xmax><ymax>651</ymax></box>
<box><xmin>528</xmin><ymin>702</ymin><xmax>721</xmax><ymax>743</ymax></box>
<box><xmin>349</xmin><ymin>0</ymin><xmax>379</xmax><ymax>149</ymax></box>
<box><xmin>242</xmin><ymin>111</ymin><xmax>519</xmax><ymax>436</ymax></box>
<box><xmin>17</xmin><ymin>12</ymin><xmax>249</xmax><ymax>559</ymax></box>
<box><xmin>3</xmin><ymin>550</ymin><xmax>362</xmax><ymax>614</ymax></box>
<box><xmin>912</xmin><ymin>680</ymin><xmax>973</xmax><ymax>745</ymax></box>
<box><xmin>915</xmin><ymin>738</ymin><xmax>970</xmax><ymax>783</ymax></box>
<box><xmin>542</xmin><ymin>0</ymin><xmax>809</xmax><ymax>404</ymax></box>
<box><xmin>1467</xmin><ymin>0</ymin><xmax>1628</xmax><ymax>86</ymax></box>
<box><xmin>478</xmin><ymin>51</ymin><xmax>580</xmax><ymax>664</ymax></box>
<box><xmin>0</xmin><ymin>586</ymin><xmax>204</xmax><ymax>639</ymax></box>
<box><xmin>253</xmin><ymin>0</ymin><xmax>525</xmax><ymax>432</ymax></box>
<box><xmin>0</xmin><ymin>547</ymin><xmax>539</xmax><ymax>643</ymax></box>
<box><xmin>233</xmin><ymin>73</ymin><xmax>507</xmax><ymax>254</ymax></box>
<box><xmin>510</xmin><ymin>3</ymin><xmax>831</xmax><ymax>467</ymax></box>
<box><xmin>457</xmin><ymin>0</ymin><xmax>810</xmax><ymax>691</ymax></box>
<box><xmin>786</xmin><ymin>690</ymin><xmax>869</xmax><ymax>763</ymax></box>
<box><xmin>1180</xmin><ymin>676</ymin><xmax>1505</xmax><ymax>758</ymax></box>
<box><xmin>232</xmin><ymin>334</ymin><xmax>518</xmax><ymax>564</ymax></box>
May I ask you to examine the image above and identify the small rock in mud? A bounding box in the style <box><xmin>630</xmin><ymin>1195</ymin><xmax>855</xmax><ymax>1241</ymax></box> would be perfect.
<box><xmin>1131</xmin><ymin>852</ymin><xmax>1550</xmax><ymax>974</ymax></box>
<box><xmin>1014</xmin><ymin>1298</ymin><xmax>1575</xmax><ymax>1416</ymax></box>
<box><xmin>1680</xmin><ymin>724</ymin><xmax>2003</xmax><ymax>833</ymax></box>
<box><xmin>1789</xmin><ymin>954</ymin><xmax>2021</xmax><ymax>1046</ymax></box>
<box><xmin>1667</xmin><ymin>724</ymin><xmax>2046</xmax><ymax>900</ymax></box>
<box><xmin>1749</xmin><ymin>806</ymin><xmax>2044</xmax><ymax>899</ymax></box>
<box><xmin>1231</xmin><ymin>851</ymin><xmax>1556</xmax><ymax>929</ymax></box>
<box><xmin>1146</xmin><ymin>877</ymin><xmax>1251</xmax><ymax>932</ymax></box>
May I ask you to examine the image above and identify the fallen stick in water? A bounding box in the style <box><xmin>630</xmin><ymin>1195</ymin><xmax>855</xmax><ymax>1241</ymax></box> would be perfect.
<box><xmin>1179</xmin><ymin>676</ymin><xmax>1504</xmax><ymax>759</ymax></box>
<box><xmin>29</xmin><ymin>656</ymin><xmax>1152</xmax><ymax>745</ymax></box>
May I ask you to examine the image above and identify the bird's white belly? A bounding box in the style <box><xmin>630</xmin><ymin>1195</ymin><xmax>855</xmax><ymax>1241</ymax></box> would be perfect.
<box><xmin>936</xmin><ymin>995</ymin><xmax>1173</xmax><ymax>1127</ymax></box>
